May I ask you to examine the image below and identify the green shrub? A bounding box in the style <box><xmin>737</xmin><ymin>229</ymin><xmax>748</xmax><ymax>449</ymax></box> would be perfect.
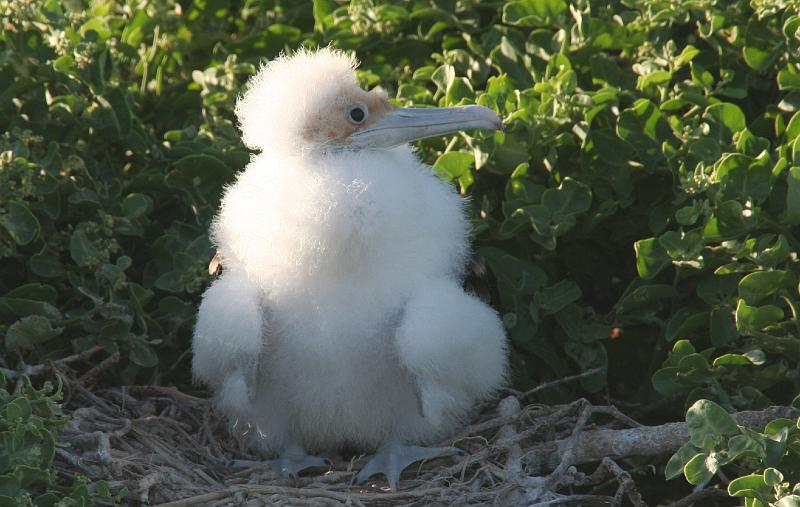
<box><xmin>2</xmin><ymin>0</ymin><xmax>800</xmax><ymax>502</ymax></box>
<box><xmin>0</xmin><ymin>371</ymin><xmax>124</xmax><ymax>505</ymax></box>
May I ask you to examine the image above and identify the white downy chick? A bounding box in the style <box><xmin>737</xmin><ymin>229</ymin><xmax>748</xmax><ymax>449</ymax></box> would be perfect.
<box><xmin>192</xmin><ymin>47</ymin><xmax>508</xmax><ymax>490</ymax></box>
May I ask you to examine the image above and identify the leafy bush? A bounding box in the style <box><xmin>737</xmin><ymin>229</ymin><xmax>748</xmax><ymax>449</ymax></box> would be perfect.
<box><xmin>0</xmin><ymin>371</ymin><xmax>124</xmax><ymax>505</ymax></box>
<box><xmin>2</xmin><ymin>0</ymin><xmax>800</xmax><ymax>502</ymax></box>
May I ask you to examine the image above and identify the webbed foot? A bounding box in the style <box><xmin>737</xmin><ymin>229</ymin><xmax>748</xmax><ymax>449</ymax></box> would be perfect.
<box><xmin>267</xmin><ymin>452</ymin><xmax>330</xmax><ymax>480</ymax></box>
<box><xmin>353</xmin><ymin>443</ymin><xmax>461</xmax><ymax>491</ymax></box>
<box><xmin>227</xmin><ymin>444</ymin><xmax>330</xmax><ymax>480</ymax></box>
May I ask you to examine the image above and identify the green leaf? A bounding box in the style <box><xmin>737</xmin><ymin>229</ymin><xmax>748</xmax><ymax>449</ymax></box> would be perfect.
<box><xmin>686</xmin><ymin>399</ymin><xmax>738</xmax><ymax>448</ymax></box>
<box><xmin>106</xmin><ymin>88</ymin><xmax>132</xmax><ymax>139</ymax></box>
<box><xmin>738</xmin><ymin>271</ymin><xmax>791</xmax><ymax>305</ymax></box>
<box><xmin>786</xmin><ymin>167</ymin><xmax>800</xmax><ymax>225</ymax></box>
<box><xmin>312</xmin><ymin>0</ymin><xmax>336</xmax><ymax>31</ymax></box>
<box><xmin>728</xmin><ymin>434</ymin><xmax>766</xmax><ymax>460</ymax></box>
<box><xmin>541</xmin><ymin>178</ymin><xmax>592</xmax><ymax>217</ymax></box>
<box><xmin>710</xmin><ymin>306</ymin><xmax>739</xmax><ymax>346</ymax></box>
<box><xmin>502</xmin><ymin>0</ymin><xmax>566</xmax><ymax>26</ymax></box>
<box><xmin>5</xmin><ymin>283</ymin><xmax>57</xmax><ymax>303</ymax></box>
<box><xmin>683</xmin><ymin>452</ymin><xmax>716</xmax><ymax>485</ymax></box>
<box><xmin>634</xmin><ymin>237</ymin><xmax>670</xmax><ymax>279</ymax></box>
<box><xmin>5</xmin><ymin>315</ymin><xmax>63</xmax><ymax>351</ymax></box>
<box><xmin>0</xmin><ymin>202</ymin><xmax>41</xmax><ymax>246</ymax></box>
<box><xmin>688</xmin><ymin>138</ymin><xmax>721</xmax><ymax>163</ymax></box>
<box><xmin>713</xmin><ymin>349</ymin><xmax>765</xmax><ymax>366</ymax></box>
<box><xmin>165</xmin><ymin>154</ymin><xmax>232</xmax><ymax>203</ymax></box>
<box><xmin>706</xmin><ymin>102</ymin><xmax>747</xmax><ymax>133</ymax></box>
<box><xmin>675</xmin><ymin>45</ymin><xmax>701</xmax><ymax>67</ymax></box>
<box><xmin>652</xmin><ymin>367</ymin><xmax>682</xmax><ymax>396</ymax></box>
<box><xmin>69</xmin><ymin>229</ymin><xmax>98</xmax><ymax>267</ymax></box>
<box><xmin>764</xmin><ymin>467</ymin><xmax>784</xmax><ymax>486</ymax></box>
<box><xmin>665</xmin><ymin>309</ymin><xmax>708</xmax><ymax>342</ymax></box>
<box><xmin>638</xmin><ymin>70</ymin><xmax>672</xmax><ymax>90</ymax></box>
<box><xmin>537</xmin><ymin>281</ymin><xmax>582</xmax><ymax>314</ymax></box>
<box><xmin>433</xmin><ymin>152</ymin><xmax>474</xmax><ymax>180</ymax></box>
<box><xmin>79</xmin><ymin>17</ymin><xmax>111</xmax><ymax>41</ymax></box>
<box><xmin>0</xmin><ymin>297</ymin><xmax>62</xmax><ymax>321</ymax></box>
<box><xmin>120</xmin><ymin>193</ymin><xmax>154</xmax><ymax>218</ymax></box>
<box><xmin>5</xmin><ymin>397</ymin><xmax>31</xmax><ymax>422</ymax></box>
<box><xmin>616</xmin><ymin>284</ymin><xmax>675</xmax><ymax>313</ymax></box>
<box><xmin>665</xmin><ymin>441</ymin><xmax>698</xmax><ymax>480</ymax></box>
<box><xmin>446</xmin><ymin>77</ymin><xmax>474</xmax><ymax>105</ymax></box>
<box><xmin>728</xmin><ymin>473</ymin><xmax>771</xmax><ymax>499</ymax></box>
<box><xmin>735</xmin><ymin>300</ymin><xmax>784</xmax><ymax>334</ymax></box>
<box><xmin>130</xmin><ymin>341</ymin><xmax>158</xmax><ymax>368</ymax></box>
<box><xmin>431</xmin><ymin>64</ymin><xmax>455</xmax><ymax>94</ymax></box>
<box><xmin>776</xmin><ymin>496</ymin><xmax>800</xmax><ymax>507</ymax></box>
<box><xmin>715</xmin><ymin>154</ymin><xmax>772</xmax><ymax>203</ymax></box>
<box><xmin>744</xmin><ymin>18</ymin><xmax>780</xmax><ymax>71</ymax></box>
<box><xmin>29</xmin><ymin>253</ymin><xmax>65</xmax><ymax>278</ymax></box>
<box><xmin>617</xmin><ymin>99</ymin><xmax>674</xmax><ymax>164</ymax></box>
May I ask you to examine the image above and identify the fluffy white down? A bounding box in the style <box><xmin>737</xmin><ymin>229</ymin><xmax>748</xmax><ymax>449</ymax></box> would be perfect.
<box><xmin>235</xmin><ymin>47</ymin><xmax>358</xmax><ymax>152</ymax></box>
<box><xmin>195</xmin><ymin>145</ymin><xmax>508</xmax><ymax>454</ymax></box>
<box><xmin>193</xmin><ymin>48</ymin><xmax>508</xmax><ymax>456</ymax></box>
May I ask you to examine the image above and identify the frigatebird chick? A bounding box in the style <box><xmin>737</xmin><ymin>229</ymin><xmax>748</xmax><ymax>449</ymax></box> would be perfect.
<box><xmin>192</xmin><ymin>48</ymin><xmax>508</xmax><ymax>491</ymax></box>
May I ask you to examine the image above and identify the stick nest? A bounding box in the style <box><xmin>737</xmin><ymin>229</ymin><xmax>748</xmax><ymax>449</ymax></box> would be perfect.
<box><xmin>52</xmin><ymin>365</ymin><xmax>752</xmax><ymax>507</ymax></box>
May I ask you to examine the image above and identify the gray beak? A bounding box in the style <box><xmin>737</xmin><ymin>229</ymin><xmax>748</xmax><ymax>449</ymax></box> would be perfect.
<box><xmin>348</xmin><ymin>105</ymin><xmax>503</xmax><ymax>149</ymax></box>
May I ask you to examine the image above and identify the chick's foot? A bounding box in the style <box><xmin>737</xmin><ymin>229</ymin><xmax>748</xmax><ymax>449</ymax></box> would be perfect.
<box><xmin>228</xmin><ymin>444</ymin><xmax>330</xmax><ymax>481</ymax></box>
<box><xmin>353</xmin><ymin>443</ymin><xmax>461</xmax><ymax>491</ymax></box>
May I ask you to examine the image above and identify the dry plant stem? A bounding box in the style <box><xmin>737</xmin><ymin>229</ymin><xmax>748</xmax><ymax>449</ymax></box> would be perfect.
<box><xmin>591</xmin><ymin>405</ymin><xmax>643</xmax><ymax>428</ymax></box>
<box><xmin>529</xmin><ymin>494</ymin><xmax>614</xmax><ymax>506</ymax></box>
<box><xmin>600</xmin><ymin>458</ymin><xmax>646</xmax><ymax>507</ymax></box>
<box><xmin>153</xmin><ymin>484</ymin><xmax>460</xmax><ymax>507</ymax></box>
<box><xmin>0</xmin><ymin>345</ymin><xmax>104</xmax><ymax>379</ymax></box>
<box><xmin>520</xmin><ymin>368</ymin><xmax>602</xmax><ymax>402</ymax></box>
<box><xmin>526</xmin><ymin>406</ymin><xmax>798</xmax><ymax>473</ymax></box>
<box><xmin>664</xmin><ymin>487</ymin><xmax>729</xmax><ymax>507</ymax></box>
<box><xmin>78</xmin><ymin>351</ymin><xmax>120</xmax><ymax>385</ymax></box>
<box><xmin>123</xmin><ymin>385</ymin><xmax>209</xmax><ymax>406</ymax></box>
<box><xmin>545</xmin><ymin>400</ymin><xmax>592</xmax><ymax>491</ymax></box>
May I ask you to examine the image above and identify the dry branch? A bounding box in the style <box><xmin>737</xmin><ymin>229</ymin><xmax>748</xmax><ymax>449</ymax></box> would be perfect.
<box><xmin>525</xmin><ymin>406</ymin><xmax>798</xmax><ymax>473</ymax></box>
<box><xmin>0</xmin><ymin>345</ymin><xmax>104</xmax><ymax>379</ymax></box>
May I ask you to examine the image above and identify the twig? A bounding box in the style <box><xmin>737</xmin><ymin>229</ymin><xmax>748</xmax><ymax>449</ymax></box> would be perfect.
<box><xmin>591</xmin><ymin>405</ymin><xmax>643</xmax><ymax>428</ymax></box>
<box><xmin>529</xmin><ymin>494</ymin><xmax>614</xmax><ymax>506</ymax></box>
<box><xmin>151</xmin><ymin>490</ymin><xmax>228</xmax><ymax>506</ymax></box>
<box><xmin>545</xmin><ymin>400</ymin><xmax>592</xmax><ymax>491</ymax></box>
<box><xmin>79</xmin><ymin>351</ymin><xmax>120</xmax><ymax>385</ymax></box>
<box><xmin>520</xmin><ymin>368</ymin><xmax>602</xmax><ymax>402</ymax></box>
<box><xmin>601</xmin><ymin>458</ymin><xmax>646</xmax><ymax>507</ymax></box>
<box><xmin>123</xmin><ymin>385</ymin><xmax>209</xmax><ymax>406</ymax></box>
<box><xmin>1</xmin><ymin>345</ymin><xmax>104</xmax><ymax>379</ymax></box>
<box><xmin>525</xmin><ymin>406</ymin><xmax>799</xmax><ymax>473</ymax></box>
<box><xmin>137</xmin><ymin>472</ymin><xmax>168</xmax><ymax>503</ymax></box>
<box><xmin>664</xmin><ymin>487</ymin><xmax>729</xmax><ymax>507</ymax></box>
<box><xmin>153</xmin><ymin>484</ymin><xmax>459</xmax><ymax>507</ymax></box>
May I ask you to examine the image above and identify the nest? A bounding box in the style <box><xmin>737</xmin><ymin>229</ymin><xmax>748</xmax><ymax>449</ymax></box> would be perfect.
<box><xmin>50</xmin><ymin>362</ymin><xmax>788</xmax><ymax>506</ymax></box>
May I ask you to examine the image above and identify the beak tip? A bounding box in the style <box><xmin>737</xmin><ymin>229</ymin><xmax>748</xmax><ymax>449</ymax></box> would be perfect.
<box><xmin>484</xmin><ymin>108</ymin><xmax>504</xmax><ymax>132</ymax></box>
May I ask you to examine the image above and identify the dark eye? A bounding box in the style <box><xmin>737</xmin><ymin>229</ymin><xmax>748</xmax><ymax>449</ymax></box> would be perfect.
<box><xmin>347</xmin><ymin>104</ymin><xmax>368</xmax><ymax>124</ymax></box>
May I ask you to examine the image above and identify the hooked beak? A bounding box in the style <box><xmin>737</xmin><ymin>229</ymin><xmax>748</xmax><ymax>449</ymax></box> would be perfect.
<box><xmin>348</xmin><ymin>105</ymin><xmax>503</xmax><ymax>149</ymax></box>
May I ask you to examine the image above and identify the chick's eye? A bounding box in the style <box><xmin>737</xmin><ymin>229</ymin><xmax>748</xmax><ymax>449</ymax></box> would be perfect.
<box><xmin>347</xmin><ymin>104</ymin><xmax>367</xmax><ymax>124</ymax></box>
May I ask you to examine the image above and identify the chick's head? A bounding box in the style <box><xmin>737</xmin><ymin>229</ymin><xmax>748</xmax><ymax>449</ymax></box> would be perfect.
<box><xmin>235</xmin><ymin>47</ymin><xmax>502</xmax><ymax>155</ymax></box>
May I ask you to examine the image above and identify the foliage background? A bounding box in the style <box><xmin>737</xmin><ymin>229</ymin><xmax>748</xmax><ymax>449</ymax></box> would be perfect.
<box><xmin>2</xmin><ymin>0</ymin><xmax>800</xmax><ymax>504</ymax></box>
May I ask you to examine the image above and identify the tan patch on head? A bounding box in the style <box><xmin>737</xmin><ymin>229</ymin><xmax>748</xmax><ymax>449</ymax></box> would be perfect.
<box><xmin>302</xmin><ymin>84</ymin><xmax>394</xmax><ymax>145</ymax></box>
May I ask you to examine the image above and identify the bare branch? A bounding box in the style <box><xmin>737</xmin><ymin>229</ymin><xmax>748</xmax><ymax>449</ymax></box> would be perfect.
<box><xmin>1</xmin><ymin>345</ymin><xmax>104</xmax><ymax>379</ymax></box>
<box><xmin>525</xmin><ymin>406</ymin><xmax>798</xmax><ymax>473</ymax></box>
<box><xmin>520</xmin><ymin>368</ymin><xmax>603</xmax><ymax>403</ymax></box>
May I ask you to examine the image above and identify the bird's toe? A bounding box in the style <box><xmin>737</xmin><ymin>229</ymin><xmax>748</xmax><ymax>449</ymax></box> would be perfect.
<box><xmin>352</xmin><ymin>444</ymin><xmax>461</xmax><ymax>492</ymax></box>
<box><xmin>267</xmin><ymin>453</ymin><xmax>330</xmax><ymax>480</ymax></box>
